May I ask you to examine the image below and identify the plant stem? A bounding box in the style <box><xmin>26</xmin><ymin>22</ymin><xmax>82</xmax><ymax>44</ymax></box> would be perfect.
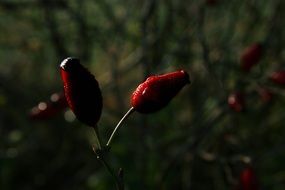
<box><xmin>100</xmin><ymin>156</ymin><xmax>120</xmax><ymax>187</ymax></box>
<box><xmin>92</xmin><ymin>125</ymin><xmax>102</xmax><ymax>150</ymax></box>
<box><xmin>106</xmin><ymin>107</ymin><xmax>135</xmax><ymax>146</ymax></box>
<box><xmin>92</xmin><ymin>146</ymin><xmax>124</xmax><ymax>190</ymax></box>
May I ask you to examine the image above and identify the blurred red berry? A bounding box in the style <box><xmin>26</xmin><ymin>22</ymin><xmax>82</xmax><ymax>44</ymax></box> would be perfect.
<box><xmin>257</xmin><ymin>88</ymin><xmax>272</xmax><ymax>103</ymax></box>
<box><xmin>269</xmin><ymin>70</ymin><xmax>285</xmax><ymax>85</ymax></box>
<box><xmin>238</xmin><ymin>167</ymin><xmax>259</xmax><ymax>190</ymax></box>
<box><xmin>240</xmin><ymin>43</ymin><xmax>263</xmax><ymax>72</ymax></box>
<box><xmin>60</xmin><ymin>57</ymin><xmax>103</xmax><ymax>127</ymax></box>
<box><xmin>206</xmin><ymin>0</ymin><xmax>218</xmax><ymax>6</ymax></box>
<box><xmin>228</xmin><ymin>92</ymin><xmax>244</xmax><ymax>112</ymax></box>
<box><xmin>29</xmin><ymin>92</ymin><xmax>68</xmax><ymax>120</ymax></box>
<box><xmin>131</xmin><ymin>70</ymin><xmax>190</xmax><ymax>114</ymax></box>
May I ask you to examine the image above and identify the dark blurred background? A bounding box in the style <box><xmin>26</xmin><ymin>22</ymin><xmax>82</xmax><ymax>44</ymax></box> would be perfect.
<box><xmin>0</xmin><ymin>0</ymin><xmax>285</xmax><ymax>189</ymax></box>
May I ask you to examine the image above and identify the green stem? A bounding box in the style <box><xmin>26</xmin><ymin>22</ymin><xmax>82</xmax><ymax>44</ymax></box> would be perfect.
<box><xmin>100</xmin><ymin>156</ymin><xmax>120</xmax><ymax>184</ymax></box>
<box><xmin>93</xmin><ymin>147</ymin><xmax>124</xmax><ymax>190</ymax></box>
<box><xmin>92</xmin><ymin>125</ymin><xmax>102</xmax><ymax>150</ymax></box>
<box><xmin>106</xmin><ymin>107</ymin><xmax>135</xmax><ymax>147</ymax></box>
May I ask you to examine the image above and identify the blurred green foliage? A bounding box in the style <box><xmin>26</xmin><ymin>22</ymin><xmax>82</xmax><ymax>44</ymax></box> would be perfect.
<box><xmin>0</xmin><ymin>0</ymin><xmax>285</xmax><ymax>189</ymax></box>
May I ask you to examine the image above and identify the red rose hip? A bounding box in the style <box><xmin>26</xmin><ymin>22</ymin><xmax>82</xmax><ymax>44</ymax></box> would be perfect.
<box><xmin>228</xmin><ymin>92</ymin><xmax>244</xmax><ymax>112</ymax></box>
<box><xmin>238</xmin><ymin>167</ymin><xmax>259</xmax><ymax>190</ymax></box>
<box><xmin>60</xmin><ymin>57</ymin><xmax>103</xmax><ymax>127</ymax></box>
<box><xmin>131</xmin><ymin>70</ymin><xmax>190</xmax><ymax>113</ymax></box>
<box><xmin>29</xmin><ymin>92</ymin><xmax>68</xmax><ymax>120</ymax></box>
<box><xmin>258</xmin><ymin>88</ymin><xmax>273</xmax><ymax>103</ymax></box>
<box><xmin>106</xmin><ymin>70</ymin><xmax>190</xmax><ymax>146</ymax></box>
<box><xmin>206</xmin><ymin>0</ymin><xmax>218</xmax><ymax>6</ymax></box>
<box><xmin>269</xmin><ymin>70</ymin><xmax>285</xmax><ymax>85</ymax></box>
<box><xmin>240</xmin><ymin>43</ymin><xmax>263</xmax><ymax>72</ymax></box>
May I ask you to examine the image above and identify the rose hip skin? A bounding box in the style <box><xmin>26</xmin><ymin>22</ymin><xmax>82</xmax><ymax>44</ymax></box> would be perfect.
<box><xmin>60</xmin><ymin>57</ymin><xmax>102</xmax><ymax>127</ymax></box>
<box><xmin>131</xmin><ymin>70</ymin><xmax>190</xmax><ymax>114</ymax></box>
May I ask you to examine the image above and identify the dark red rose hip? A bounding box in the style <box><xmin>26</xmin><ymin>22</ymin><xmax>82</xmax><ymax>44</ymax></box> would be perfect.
<box><xmin>106</xmin><ymin>70</ymin><xmax>191</xmax><ymax>146</ymax></box>
<box><xmin>131</xmin><ymin>70</ymin><xmax>190</xmax><ymax>113</ymax></box>
<box><xmin>29</xmin><ymin>92</ymin><xmax>68</xmax><ymax>120</ymax></box>
<box><xmin>228</xmin><ymin>92</ymin><xmax>244</xmax><ymax>112</ymax></box>
<box><xmin>269</xmin><ymin>70</ymin><xmax>285</xmax><ymax>85</ymax></box>
<box><xmin>60</xmin><ymin>57</ymin><xmax>103</xmax><ymax>127</ymax></box>
<box><xmin>238</xmin><ymin>167</ymin><xmax>259</xmax><ymax>190</ymax></box>
<box><xmin>257</xmin><ymin>88</ymin><xmax>273</xmax><ymax>103</ymax></box>
<box><xmin>240</xmin><ymin>43</ymin><xmax>263</xmax><ymax>72</ymax></box>
<box><xmin>206</xmin><ymin>0</ymin><xmax>218</xmax><ymax>6</ymax></box>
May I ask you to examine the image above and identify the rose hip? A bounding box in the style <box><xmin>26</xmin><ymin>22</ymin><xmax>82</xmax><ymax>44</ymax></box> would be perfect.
<box><xmin>60</xmin><ymin>57</ymin><xmax>103</xmax><ymax>127</ymax></box>
<box><xmin>228</xmin><ymin>92</ymin><xmax>244</xmax><ymax>112</ymax></box>
<box><xmin>269</xmin><ymin>70</ymin><xmax>285</xmax><ymax>85</ymax></box>
<box><xmin>240</xmin><ymin>43</ymin><xmax>263</xmax><ymax>72</ymax></box>
<box><xmin>131</xmin><ymin>70</ymin><xmax>190</xmax><ymax>113</ymax></box>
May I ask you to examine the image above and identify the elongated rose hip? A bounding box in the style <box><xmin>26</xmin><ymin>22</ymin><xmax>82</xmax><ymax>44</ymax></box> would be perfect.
<box><xmin>269</xmin><ymin>70</ymin><xmax>285</xmax><ymax>85</ymax></box>
<box><xmin>238</xmin><ymin>166</ymin><xmax>259</xmax><ymax>190</ymax></box>
<box><xmin>240</xmin><ymin>43</ymin><xmax>263</xmax><ymax>72</ymax></box>
<box><xmin>29</xmin><ymin>92</ymin><xmax>68</xmax><ymax>120</ymax></box>
<box><xmin>228</xmin><ymin>92</ymin><xmax>244</xmax><ymax>112</ymax></box>
<box><xmin>257</xmin><ymin>88</ymin><xmax>272</xmax><ymax>103</ymax></box>
<box><xmin>206</xmin><ymin>0</ymin><xmax>218</xmax><ymax>6</ymax></box>
<box><xmin>106</xmin><ymin>70</ymin><xmax>190</xmax><ymax>146</ymax></box>
<box><xmin>60</xmin><ymin>57</ymin><xmax>103</xmax><ymax>127</ymax></box>
<box><xmin>131</xmin><ymin>70</ymin><xmax>190</xmax><ymax>113</ymax></box>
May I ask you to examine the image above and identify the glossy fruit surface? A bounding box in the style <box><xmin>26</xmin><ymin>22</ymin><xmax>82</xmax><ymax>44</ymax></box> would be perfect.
<box><xmin>131</xmin><ymin>70</ymin><xmax>190</xmax><ymax>113</ymax></box>
<box><xmin>269</xmin><ymin>70</ymin><xmax>285</xmax><ymax>85</ymax></box>
<box><xmin>240</xmin><ymin>43</ymin><xmax>263</xmax><ymax>72</ymax></box>
<box><xmin>228</xmin><ymin>92</ymin><xmax>244</xmax><ymax>112</ymax></box>
<box><xmin>60</xmin><ymin>57</ymin><xmax>102</xmax><ymax>126</ymax></box>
